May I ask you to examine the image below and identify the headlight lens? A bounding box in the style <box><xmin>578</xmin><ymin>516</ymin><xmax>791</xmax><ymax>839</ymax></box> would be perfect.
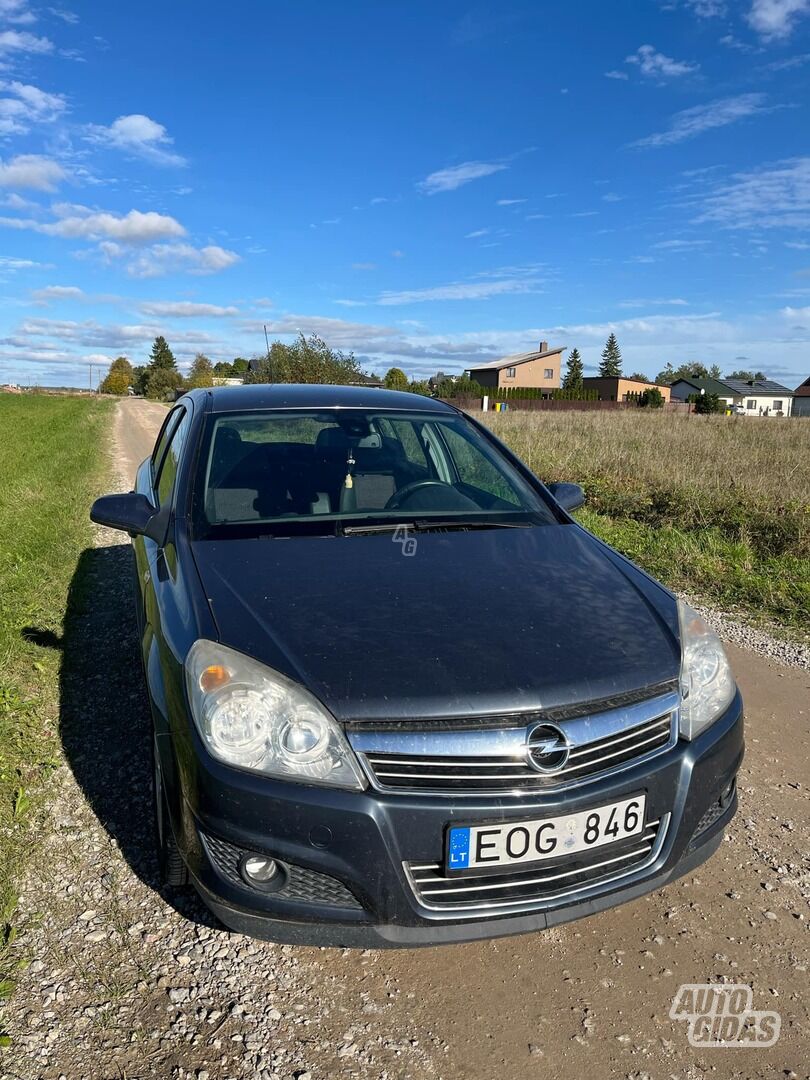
<box><xmin>678</xmin><ymin>601</ymin><xmax>736</xmax><ymax>739</ymax></box>
<box><xmin>185</xmin><ymin>640</ymin><xmax>366</xmax><ymax>790</ymax></box>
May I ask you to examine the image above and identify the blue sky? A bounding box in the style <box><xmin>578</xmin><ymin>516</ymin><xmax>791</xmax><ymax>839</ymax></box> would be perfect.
<box><xmin>0</xmin><ymin>0</ymin><xmax>809</xmax><ymax>389</ymax></box>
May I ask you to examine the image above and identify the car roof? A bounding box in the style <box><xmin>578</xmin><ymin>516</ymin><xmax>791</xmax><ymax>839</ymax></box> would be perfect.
<box><xmin>184</xmin><ymin>383</ymin><xmax>457</xmax><ymax>415</ymax></box>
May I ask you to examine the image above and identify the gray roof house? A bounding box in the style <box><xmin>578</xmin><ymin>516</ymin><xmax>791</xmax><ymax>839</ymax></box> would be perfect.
<box><xmin>670</xmin><ymin>376</ymin><xmax>795</xmax><ymax>416</ymax></box>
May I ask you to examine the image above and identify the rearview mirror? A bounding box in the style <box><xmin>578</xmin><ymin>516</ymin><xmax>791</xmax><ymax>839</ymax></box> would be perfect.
<box><xmin>546</xmin><ymin>482</ymin><xmax>585</xmax><ymax>512</ymax></box>
<box><xmin>90</xmin><ymin>492</ymin><xmax>166</xmax><ymax>541</ymax></box>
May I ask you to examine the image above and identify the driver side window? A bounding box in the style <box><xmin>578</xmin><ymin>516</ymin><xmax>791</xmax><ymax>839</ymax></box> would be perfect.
<box><xmin>155</xmin><ymin>408</ymin><xmax>190</xmax><ymax>508</ymax></box>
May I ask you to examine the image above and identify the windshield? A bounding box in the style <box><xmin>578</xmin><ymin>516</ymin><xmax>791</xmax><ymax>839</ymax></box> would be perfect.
<box><xmin>191</xmin><ymin>408</ymin><xmax>556</xmax><ymax>536</ymax></box>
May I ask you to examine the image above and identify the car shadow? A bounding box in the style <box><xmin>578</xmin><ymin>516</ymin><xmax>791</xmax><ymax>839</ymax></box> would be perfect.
<box><xmin>23</xmin><ymin>542</ymin><xmax>219</xmax><ymax>931</ymax></box>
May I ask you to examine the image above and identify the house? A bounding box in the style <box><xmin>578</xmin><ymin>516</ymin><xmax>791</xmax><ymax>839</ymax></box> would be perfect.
<box><xmin>669</xmin><ymin>376</ymin><xmax>738</xmax><ymax>408</ymax></box>
<box><xmin>582</xmin><ymin>376</ymin><xmax>671</xmax><ymax>403</ymax></box>
<box><xmin>793</xmin><ymin>375</ymin><xmax>810</xmax><ymax>417</ymax></box>
<box><xmin>669</xmin><ymin>376</ymin><xmax>794</xmax><ymax>416</ymax></box>
<box><xmin>466</xmin><ymin>341</ymin><xmax>564</xmax><ymax>391</ymax></box>
<box><xmin>428</xmin><ymin>371</ymin><xmax>456</xmax><ymax>391</ymax></box>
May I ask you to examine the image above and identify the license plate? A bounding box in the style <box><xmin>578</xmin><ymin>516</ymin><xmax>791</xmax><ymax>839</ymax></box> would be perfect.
<box><xmin>445</xmin><ymin>794</ymin><xmax>646</xmax><ymax>873</ymax></box>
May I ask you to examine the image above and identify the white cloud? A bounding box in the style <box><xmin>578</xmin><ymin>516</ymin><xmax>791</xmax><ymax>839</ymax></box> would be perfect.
<box><xmin>685</xmin><ymin>0</ymin><xmax>726</xmax><ymax>15</ymax></box>
<box><xmin>376</xmin><ymin>275</ymin><xmax>543</xmax><ymax>306</ymax></box>
<box><xmin>32</xmin><ymin>284</ymin><xmax>84</xmax><ymax>302</ymax></box>
<box><xmin>465</xmin><ymin>228</ymin><xmax>490</xmax><ymax>238</ymax></box>
<box><xmin>781</xmin><ymin>304</ymin><xmax>810</xmax><ymax>318</ymax></box>
<box><xmin>618</xmin><ymin>297</ymin><xmax>689</xmax><ymax>308</ymax></box>
<box><xmin>85</xmin><ymin>114</ymin><xmax>186</xmax><ymax>167</ymax></box>
<box><xmin>747</xmin><ymin>0</ymin><xmax>810</xmax><ymax>39</ymax></box>
<box><xmin>694</xmin><ymin>156</ymin><xmax>810</xmax><ymax>229</ymax></box>
<box><xmin>0</xmin><ymin>0</ymin><xmax>36</xmax><ymax>23</ymax></box>
<box><xmin>604</xmin><ymin>69</ymin><xmax>629</xmax><ymax>80</ymax></box>
<box><xmin>0</xmin><ymin>80</ymin><xmax>67</xmax><ymax>135</ymax></box>
<box><xmin>121</xmin><ymin>242</ymin><xmax>240</xmax><ymax>278</ymax></box>
<box><xmin>53</xmin><ymin>206</ymin><xmax>185</xmax><ymax>242</ymax></box>
<box><xmin>602</xmin><ymin>192</ymin><xmax>623</xmax><ymax>202</ymax></box>
<box><xmin>0</xmin><ymin>28</ymin><xmax>52</xmax><ymax>54</ymax></box>
<box><xmin>496</xmin><ymin>198</ymin><xmax>526</xmax><ymax>205</ymax></box>
<box><xmin>48</xmin><ymin>7</ymin><xmax>79</xmax><ymax>23</ymax></box>
<box><xmin>631</xmin><ymin>94</ymin><xmax>771</xmax><ymax>148</ymax></box>
<box><xmin>0</xmin><ymin>153</ymin><xmax>65</xmax><ymax>190</ymax></box>
<box><xmin>653</xmin><ymin>238</ymin><xmax>710</xmax><ymax>248</ymax></box>
<box><xmin>0</xmin><ymin>203</ymin><xmax>188</xmax><ymax>249</ymax></box>
<box><xmin>138</xmin><ymin>300</ymin><xmax>239</xmax><ymax>317</ymax></box>
<box><xmin>626</xmin><ymin>44</ymin><xmax>698</xmax><ymax>79</ymax></box>
<box><xmin>418</xmin><ymin>160</ymin><xmax>507</xmax><ymax>194</ymax></box>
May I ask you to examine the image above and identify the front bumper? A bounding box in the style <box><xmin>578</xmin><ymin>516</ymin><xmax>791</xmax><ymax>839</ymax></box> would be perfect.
<box><xmin>169</xmin><ymin>691</ymin><xmax>744</xmax><ymax>948</ymax></box>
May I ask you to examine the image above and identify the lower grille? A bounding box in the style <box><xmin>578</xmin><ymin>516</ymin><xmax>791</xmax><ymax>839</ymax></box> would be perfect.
<box><xmin>405</xmin><ymin>815</ymin><xmax>669</xmax><ymax>913</ymax></box>
<box><xmin>201</xmin><ymin>832</ymin><xmax>362</xmax><ymax>909</ymax></box>
<box><xmin>688</xmin><ymin>781</ymin><xmax>736</xmax><ymax>849</ymax></box>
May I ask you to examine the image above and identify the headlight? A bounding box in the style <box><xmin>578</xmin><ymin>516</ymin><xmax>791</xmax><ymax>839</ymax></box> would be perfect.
<box><xmin>677</xmin><ymin>601</ymin><xmax>736</xmax><ymax>739</ymax></box>
<box><xmin>185</xmin><ymin>640</ymin><xmax>366</xmax><ymax>790</ymax></box>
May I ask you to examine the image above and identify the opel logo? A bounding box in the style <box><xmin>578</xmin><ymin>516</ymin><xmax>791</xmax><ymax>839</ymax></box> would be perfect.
<box><xmin>526</xmin><ymin>723</ymin><xmax>570</xmax><ymax>773</ymax></box>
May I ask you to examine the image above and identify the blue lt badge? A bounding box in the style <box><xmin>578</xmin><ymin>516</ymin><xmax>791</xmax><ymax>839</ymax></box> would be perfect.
<box><xmin>447</xmin><ymin>827</ymin><xmax>471</xmax><ymax>870</ymax></box>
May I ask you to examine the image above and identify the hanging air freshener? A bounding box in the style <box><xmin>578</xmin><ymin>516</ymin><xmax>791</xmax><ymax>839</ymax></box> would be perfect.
<box><xmin>344</xmin><ymin>449</ymin><xmax>355</xmax><ymax>489</ymax></box>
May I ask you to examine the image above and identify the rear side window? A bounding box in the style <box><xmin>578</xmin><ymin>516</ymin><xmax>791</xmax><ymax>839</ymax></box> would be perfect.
<box><xmin>156</xmin><ymin>408</ymin><xmax>191</xmax><ymax>507</ymax></box>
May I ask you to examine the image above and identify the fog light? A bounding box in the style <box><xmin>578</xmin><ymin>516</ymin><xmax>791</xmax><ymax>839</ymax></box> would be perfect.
<box><xmin>239</xmin><ymin>852</ymin><xmax>288</xmax><ymax>893</ymax></box>
<box><xmin>242</xmin><ymin>854</ymin><xmax>278</xmax><ymax>883</ymax></box>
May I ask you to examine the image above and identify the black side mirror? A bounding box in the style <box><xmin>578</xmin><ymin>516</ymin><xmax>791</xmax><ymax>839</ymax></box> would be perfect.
<box><xmin>90</xmin><ymin>492</ymin><xmax>167</xmax><ymax>542</ymax></box>
<box><xmin>547</xmin><ymin>482</ymin><xmax>586</xmax><ymax>512</ymax></box>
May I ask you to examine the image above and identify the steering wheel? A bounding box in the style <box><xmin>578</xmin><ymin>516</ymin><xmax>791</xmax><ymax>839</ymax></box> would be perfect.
<box><xmin>384</xmin><ymin>480</ymin><xmax>451</xmax><ymax>510</ymax></box>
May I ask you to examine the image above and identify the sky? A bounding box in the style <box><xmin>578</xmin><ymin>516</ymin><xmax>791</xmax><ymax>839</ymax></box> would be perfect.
<box><xmin>0</xmin><ymin>0</ymin><xmax>809</xmax><ymax>390</ymax></box>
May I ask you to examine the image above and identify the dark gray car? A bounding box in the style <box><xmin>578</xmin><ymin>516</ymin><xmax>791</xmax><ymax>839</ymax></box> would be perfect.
<box><xmin>91</xmin><ymin>384</ymin><xmax>743</xmax><ymax>947</ymax></box>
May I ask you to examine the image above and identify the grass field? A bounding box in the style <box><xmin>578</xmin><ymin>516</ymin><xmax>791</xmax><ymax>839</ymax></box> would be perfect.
<box><xmin>0</xmin><ymin>394</ymin><xmax>111</xmax><ymax>1014</ymax></box>
<box><xmin>484</xmin><ymin>409</ymin><xmax>810</xmax><ymax>632</ymax></box>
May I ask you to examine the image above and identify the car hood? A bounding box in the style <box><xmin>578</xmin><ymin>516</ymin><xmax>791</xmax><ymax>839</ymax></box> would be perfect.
<box><xmin>190</xmin><ymin>524</ymin><xmax>681</xmax><ymax>723</ymax></box>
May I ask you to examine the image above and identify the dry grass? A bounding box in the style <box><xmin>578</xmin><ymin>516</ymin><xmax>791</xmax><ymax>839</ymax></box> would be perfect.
<box><xmin>484</xmin><ymin>410</ymin><xmax>809</xmax><ymax>506</ymax></box>
<box><xmin>481</xmin><ymin>410</ymin><xmax>810</xmax><ymax>630</ymax></box>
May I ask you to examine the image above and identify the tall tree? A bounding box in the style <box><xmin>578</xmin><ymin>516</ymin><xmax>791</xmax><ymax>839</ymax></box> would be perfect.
<box><xmin>709</xmin><ymin>364</ymin><xmax>722</xmax><ymax>379</ymax></box>
<box><xmin>144</xmin><ymin>336</ymin><xmax>181</xmax><ymax>399</ymax></box>
<box><xmin>562</xmin><ymin>347</ymin><xmax>584</xmax><ymax>391</ymax></box>
<box><xmin>231</xmin><ymin>357</ymin><xmax>249</xmax><ymax>375</ymax></box>
<box><xmin>598</xmin><ymin>333</ymin><xmax>622</xmax><ymax>377</ymax></box>
<box><xmin>187</xmin><ymin>353</ymin><xmax>214</xmax><ymax>388</ymax></box>
<box><xmin>383</xmin><ymin>366</ymin><xmax>408</xmax><ymax>391</ymax></box>
<box><xmin>148</xmin><ymin>335</ymin><xmax>177</xmax><ymax>370</ymax></box>
<box><xmin>99</xmin><ymin>356</ymin><xmax>134</xmax><ymax>395</ymax></box>
<box><xmin>628</xmin><ymin>371</ymin><xmax>650</xmax><ymax>383</ymax></box>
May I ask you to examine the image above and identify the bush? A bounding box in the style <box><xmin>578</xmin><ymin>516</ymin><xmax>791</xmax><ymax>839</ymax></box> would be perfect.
<box><xmin>639</xmin><ymin>388</ymin><xmax>664</xmax><ymax>409</ymax></box>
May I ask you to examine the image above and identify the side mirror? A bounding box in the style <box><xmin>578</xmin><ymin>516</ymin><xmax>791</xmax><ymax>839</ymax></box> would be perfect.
<box><xmin>90</xmin><ymin>492</ymin><xmax>166</xmax><ymax>541</ymax></box>
<box><xmin>547</xmin><ymin>482</ymin><xmax>585</xmax><ymax>512</ymax></box>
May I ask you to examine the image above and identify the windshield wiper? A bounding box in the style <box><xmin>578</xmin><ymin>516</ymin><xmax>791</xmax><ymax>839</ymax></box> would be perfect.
<box><xmin>342</xmin><ymin>518</ymin><xmax>533</xmax><ymax>536</ymax></box>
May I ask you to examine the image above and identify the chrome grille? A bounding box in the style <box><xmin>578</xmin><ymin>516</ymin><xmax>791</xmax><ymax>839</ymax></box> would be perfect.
<box><xmin>405</xmin><ymin>815</ymin><xmax>669</xmax><ymax>913</ymax></box>
<box><xmin>350</xmin><ymin>691</ymin><xmax>678</xmax><ymax>797</ymax></box>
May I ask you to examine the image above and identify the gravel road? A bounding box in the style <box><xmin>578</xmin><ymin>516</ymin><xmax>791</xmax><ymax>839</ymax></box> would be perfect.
<box><xmin>3</xmin><ymin>397</ymin><xmax>808</xmax><ymax>1080</ymax></box>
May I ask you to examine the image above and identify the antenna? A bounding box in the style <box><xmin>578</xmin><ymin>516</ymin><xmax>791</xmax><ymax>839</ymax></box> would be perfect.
<box><xmin>263</xmin><ymin>324</ymin><xmax>270</xmax><ymax>356</ymax></box>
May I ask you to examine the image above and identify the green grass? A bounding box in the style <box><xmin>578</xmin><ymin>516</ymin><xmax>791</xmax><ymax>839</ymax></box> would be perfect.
<box><xmin>0</xmin><ymin>393</ymin><xmax>112</xmax><ymax>1009</ymax></box>
<box><xmin>483</xmin><ymin>410</ymin><xmax>810</xmax><ymax>633</ymax></box>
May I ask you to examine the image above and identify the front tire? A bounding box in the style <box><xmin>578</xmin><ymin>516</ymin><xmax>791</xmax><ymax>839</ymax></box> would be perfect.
<box><xmin>153</xmin><ymin>735</ymin><xmax>188</xmax><ymax>887</ymax></box>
